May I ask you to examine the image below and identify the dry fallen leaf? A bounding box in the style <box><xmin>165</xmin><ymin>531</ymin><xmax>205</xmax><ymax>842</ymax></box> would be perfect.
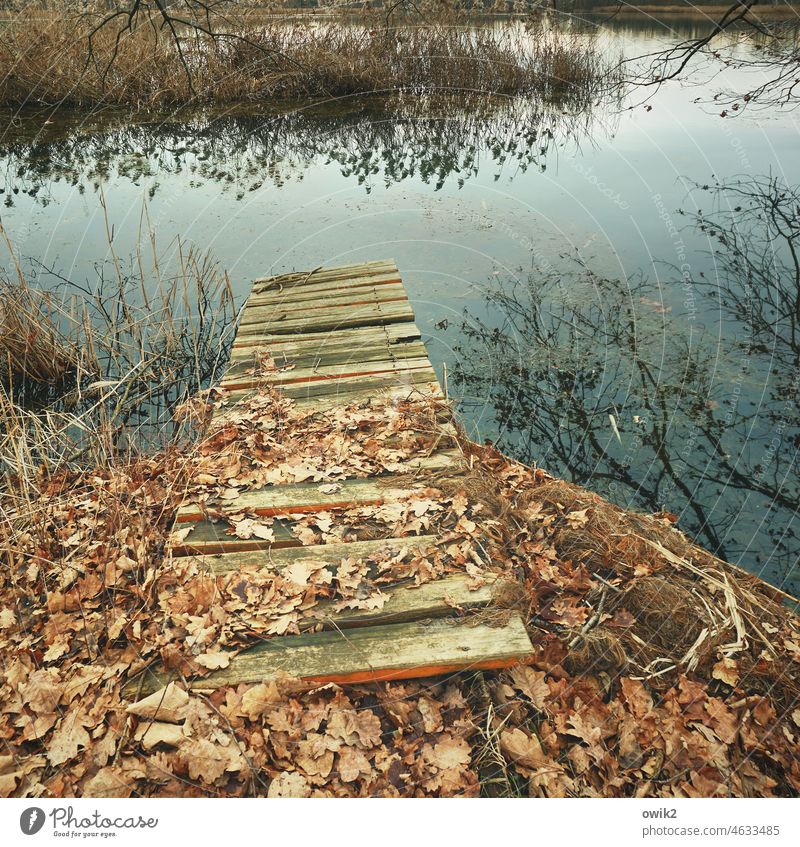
<box><xmin>268</xmin><ymin>771</ymin><xmax>311</xmax><ymax>798</ymax></box>
<box><xmin>195</xmin><ymin>650</ymin><xmax>231</xmax><ymax>671</ymax></box>
<box><xmin>711</xmin><ymin>657</ymin><xmax>740</xmax><ymax>687</ymax></box>
<box><xmin>134</xmin><ymin>721</ymin><xmax>186</xmax><ymax>750</ymax></box>
<box><xmin>48</xmin><ymin>711</ymin><xmax>91</xmax><ymax>766</ymax></box>
<box><xmin>500</xmin><ymin>728</ymin><xmax>546</xmax><ymax>770</ymax></box>
<box><xmin>510</xmin><ymin>666</ymin><xmax>550</xmax><ymax>710</ymax></box>
<box><xmin>126</xmin><ymin>683</ymin><xmax>189</xmax><ymax>723</ymax></box>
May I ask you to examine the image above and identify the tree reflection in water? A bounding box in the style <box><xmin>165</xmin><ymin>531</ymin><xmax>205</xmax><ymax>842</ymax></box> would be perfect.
<box><xmin>0</xmin><ymin>93</ymin><xmax>610</xmax><ymax>204</ymax></box>
<box><xmin>452</xmin><ymin>177</ymin><xmax>800</xmax><ymax>596</ymax></box>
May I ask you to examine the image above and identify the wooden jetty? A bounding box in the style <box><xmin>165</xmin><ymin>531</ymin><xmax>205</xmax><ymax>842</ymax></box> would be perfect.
<box><xmin>130</xmin><ymin>260</ymin><xmax>534</xmax><ymax>695</ymax></box>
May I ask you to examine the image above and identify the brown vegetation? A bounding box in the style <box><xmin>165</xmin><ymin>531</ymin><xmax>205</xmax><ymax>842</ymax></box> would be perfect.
<box><xmin>0</xmin><ymin>6</ymin><xmax>617</xmax><ymax>108</ymax></box>
<box><xmin>0</xmin><ymin>230</ymin><xmax>79</xmax><ymax>386</ymax></box>
<box><xmin>0</xmin><ymin>280</ymin><xmax>78</xmax><ymax>386</ymax></box>
<box><xmin>590</xmin><ymin>3</ymin><xmax>800</xmax><ymax>15</ymax></box>
<box><xmin>0</xmin><ymin>227</ymin><xmax>236</xmax><ymax>487</ymax></box>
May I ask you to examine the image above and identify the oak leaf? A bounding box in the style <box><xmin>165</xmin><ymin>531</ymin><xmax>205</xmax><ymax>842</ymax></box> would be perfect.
<box><xmin>21</xmin><ymin>669</ymin><xmax>62</xmax><ymax>714</ymax></box>
<box><xmin>184</xmin><ymin>738</ymin><xmax>244</xmax><ymax>784</ymax></box>
<box><xmin>337</xmin><ymin>747</ymin><xmax>372</xmax><ymax>783</ymax></box>
<box><xmin>83</xmin><ymin>767</ymin><xmax>132</xmax><ymax>798</ymax></box>
<box><xmin>711</xmin><ymin>658</ymin><xmax>740</xmax><ymax>687</ymax></box>
<box><xmin>48</xmin><ymin>711</ymin><xmax>91</xmax><ymax>766</ymax></box>
<box><xmin>134</xmin><ymin>721</ymin><xmax>186</xmax><ymax>750</ymax></box>
<box><xmin>621</xmin><ymin>677</ymin><xmax>653</xmax><ymax>719</ymax></box>
<box><xmin>510</xmin><ymin>666</ymin><xmax>550</xmax><ymax>710</ymax></box>
<box><xmin>500</xmin><ymin>728</ymin><xmax>545</xmax><ymax>770</ymax></box>
<box><xmin>327</xmin><ymin>710</ymin><xmax>382</xmax><ymax>748</ymax></box>
<box><xmin>268</xmin><ymin>771</ymin><xmax>310</xmax><ymax>798</ymax></box>
<box><xmin>0</xmin><ymin>771</ymin><xmax>20</xmax><ymax>797</ymax></box>
<box><xmin>240</xmin><ymin>682</ymin><xmax>282</xmax><ymax>720</ymax></box>
<box><xmin>126</xmin><ymin>683</ymin><xmax>189</xmax><ymax>723</ymax></box>
<box><xmin>426</xmin><ymin>734</ymin><xmax>471</xmax><ymax>770</ymax></box>
<box><xmin>195</xmin><ymin>650</ymin><xmax>231</xmax><ymax>671</ymax></box>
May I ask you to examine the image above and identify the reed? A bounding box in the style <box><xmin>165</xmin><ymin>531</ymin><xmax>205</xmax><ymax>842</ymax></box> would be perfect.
<box><xmin>0</xmin><ymin>221</ymin><xmax>237</xmax><ymax>490</ymax></box>
<box><xmin>0</xmin><ymin>5</ymin><xmax>618</xmax><ymax>108</ymax></box>
<box><xmin>0</xmin><ymin>278</ymin><xmax>79</xmax><ymax>386</ymax></box>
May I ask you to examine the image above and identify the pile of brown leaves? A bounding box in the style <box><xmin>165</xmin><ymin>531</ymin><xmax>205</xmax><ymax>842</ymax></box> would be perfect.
<box><xmin>1</xmin><ymin>386</ymin><xmax>799</xmax><ymax>797</ymax></box>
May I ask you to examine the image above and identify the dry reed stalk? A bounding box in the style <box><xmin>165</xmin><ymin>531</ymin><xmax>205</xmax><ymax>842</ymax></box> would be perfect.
<box><xmin>0</xmin><ymin>226</ymin><xmax>79</xmax><ymax>385</ymax></box>
<box><xmin>0</xmin><ymin>211</ymin><xmax>237</xmax><ymax>502</ymax></box>
<box><xmin>0</xmin><ymin>281</ymin><xmax>79</xmax><ymax>384</ymax></box>
<box><xmin>0</xmin><ymin>5</ymin><xmax>618</xmax><ymax>108</ymax></box>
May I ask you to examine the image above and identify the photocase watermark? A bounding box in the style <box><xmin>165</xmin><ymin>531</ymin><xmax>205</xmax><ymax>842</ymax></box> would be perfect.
<box><xmin>448</xmin><ymin>205</ymin><xmax>541</xmax><ymax>254</ymax></box>
<box><xmin>661</xmin><ymin>422</ymin><xmax>701</xmax><ymax>506</ymax></box>
<box><xmin>20</xmin><ymin>808</ymin><xmax>46</xmax><ymax>836</ymax></box>
<box><xmin>651</xmin><ymin>193</ymin><xmax>697</xmax><ymax>322</ymax></box>
<box><xmin>570</xmin><ymin>160</ymin><xmax>630</xmax><ymax>211</ymax></box>
<box><xmin>17</xmin><ymin>806</ymin><xmax>159</xmax><ymax>838</ymax></box>
<box><xmin>753</xmin><ymin>365</ymin><xmax>800</xmax><ymax>484</ymax></box>
<box><xmin>717</xmin><ymin>119</ymin><xmax>753</xmax><ymax>171</ymax></box>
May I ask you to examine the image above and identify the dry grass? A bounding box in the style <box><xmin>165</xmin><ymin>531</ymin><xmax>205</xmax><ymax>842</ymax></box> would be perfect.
<box><xmin>448</xmin><ymin>439</ymin><xmax>800</xmax><ymax>718</ymax></box>
<box><xmin>591</xmin><ymin>3</ymin><xmax>800</xmax><ymax>15</ymax></box>
<box><xmin>531</xmin><ymin>475</ymin><xmax>800</xmax><ymax>709</ymax></box>
<box><xmin>0</xmin><ymin>6</ymin><xmax>617</xmax><ymax>108</ymax></box>
<box><xmin>0</xmin><ymin>231</ymin><xmax>79</xmax><ymax>386</ymax></box>
<box><xmin>0</xmin><ymin>224</ymin><xmax>237</xmax><ymax>494</ymax></box>
<box><xmin>0</xmin><ymin>280</ymin><xmax>78</xmax><ymax>385</ymax></box>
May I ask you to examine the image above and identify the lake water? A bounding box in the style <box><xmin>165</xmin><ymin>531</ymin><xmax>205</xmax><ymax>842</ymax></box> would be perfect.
<box><xmin>2</xmin><ymin>13</ymin><xmax>800</xmax><ymax>595</ymax></box>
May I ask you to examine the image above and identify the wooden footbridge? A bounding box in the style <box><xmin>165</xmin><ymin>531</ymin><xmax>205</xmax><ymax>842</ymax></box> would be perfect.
<box><xmin>131</xmin><ymin>260</ymin><xmax>534</xmax><ymax>695</ymax></box>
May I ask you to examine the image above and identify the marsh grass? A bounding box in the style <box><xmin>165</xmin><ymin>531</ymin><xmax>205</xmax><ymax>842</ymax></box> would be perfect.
<box><xmin>0</xmin><ymin>220</ymin><xmax>238</xmax><ymax>492</ymax></box>
<box><xmin>0</xmin><ymin>279</ymin><xmax>79</xmax><ymax>386</ymax></box>
<box><xmin>0</xmin><ymin>6</ymin><xmax>618</xmax><ymax>108</ymax></box>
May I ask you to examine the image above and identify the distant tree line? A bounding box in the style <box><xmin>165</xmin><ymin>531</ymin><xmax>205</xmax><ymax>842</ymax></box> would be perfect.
<box><xmin>3</xmin><ymin>0</ymin><xmax>789</xmax><ymax>11</ymax></box>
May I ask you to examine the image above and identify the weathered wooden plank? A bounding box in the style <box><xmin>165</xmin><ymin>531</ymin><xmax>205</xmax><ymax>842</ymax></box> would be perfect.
<box><xmin>217</xmin><ymin>372</ymin><xmax>441</xmax><ymax>408</ymax></box>
<box><xmin>306</xmin><ymin>572</ymin><xmax>498</xmax><ymax>630</ymax></box>
<box><xmin>126</xmin><ymin>614</ymin><xmax>533</xmax><ymax>695</ymax></box>
<box><xmin>235</xmin><ymin>302</ymin><xmax>415</xmax><ymax>336</ymax></box>
<box><xmin>254</xmin><ymin>260</ymin><xmax>395</xmax><ymax>281</ymax></box>
<box><xmin>185</xmin><ymin>535</ymin><xmax>441</xmax><ymax>575</ymax></box>
<box><xmin>212</xmin><ymin>382</ymin><xmax>443</xmax><ymax>423</ymax></box>
<box><xmin>215</xmin><ymin>385</ymin><xmax>444</xmax><ymax>420</ymax></box>
<box><xmin>171</xmin><ymin>484</ymin><xmax>456</xmax><ymax>556</ymax></box>
<box><xmin>219</xmin><ymin>357</ymin><xmax>434</xmax><ymax>391</ymax></box>
<box><xmin>253</xmin><ymin>262</ymin><xmax>397</xmax><ymax>291</ymax></box>
<box><xmin>240</xmin><ymin>295</ymin><xmax>409</xmax><ymax>325</ymax></box>
<box><xmin>282</xmin><ymin>369</ymin><xmax>438</xmax><ymax>399</ymax></box>
<box><xmin>247</xmin><ymin>281</ymin><xmax>406</xmax><ymax>308</ymax></box>
<box><xmin>231</xmin><ymin>321</ymin><xmax>422</xmax><ymax>351</ymax></box>
<box><xmin>230</xmin><ymin>329</ymin><xmax>414</xmax><ymax>358</ymax></box>
<box><xmin>172</xmin><ymin>519</ymin><xmax>301</xmax><ymax>554</ymax></box>
<box><xmin>249</xmin><ymin>274</ymin><xmax>403</xmax><ymax>300</ymax></box>
<box><xmin>225</xmin><ymin>340</ymin><xmax>429</xmax><ymax>372</ymax></box>
<box><xmin>254</xmin><ymin>260</ymin><xmax>396</xmax><ymax>284</ymax></box>
<box><xmin>175</xmin><ymin>452</ymin><xmax>461</xmax><ymax>522</ymax></box>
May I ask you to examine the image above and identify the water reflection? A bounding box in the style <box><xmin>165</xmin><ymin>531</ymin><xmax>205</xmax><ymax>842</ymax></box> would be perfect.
<box><xmin>0</xmin><ymin>94</ymin><xmax>613</xmax><ymax>205</ymax></box>
<box><xmin>451</xmin><ymin>176</ymin><xmax>800</xmax><ymax>596</ymax></box>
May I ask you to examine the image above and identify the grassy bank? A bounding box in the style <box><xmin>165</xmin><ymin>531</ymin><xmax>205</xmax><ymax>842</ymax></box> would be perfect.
<box><xmin>0</xmin><ymin>8</ymin><xmax>616</xmax><ymax>109</ymax></box>
<box><xmin>0</xmin><ymin>227</ymin><xmax>236</xmax><ymax>470</ymax></box>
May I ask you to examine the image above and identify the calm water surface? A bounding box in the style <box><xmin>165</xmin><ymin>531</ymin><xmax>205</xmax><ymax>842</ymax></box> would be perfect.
<box><xmin>2</xmin><ymin>15</ymin><xmax>800</xmax><ymax>594</ymax></box>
